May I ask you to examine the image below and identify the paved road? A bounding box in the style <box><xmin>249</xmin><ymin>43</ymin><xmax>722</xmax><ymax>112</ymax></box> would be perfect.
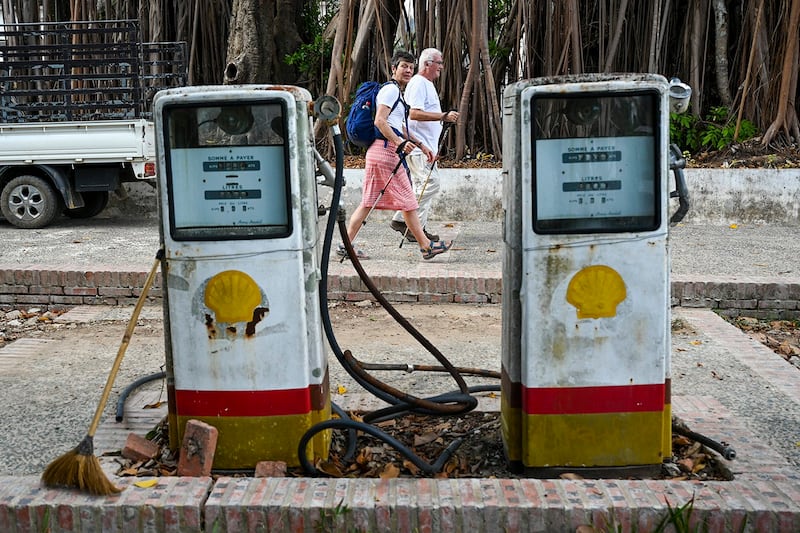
<box><xmin>2</xmin><ymin>213</ymin><xmax>799</xmax><ymax>281</ymax></box>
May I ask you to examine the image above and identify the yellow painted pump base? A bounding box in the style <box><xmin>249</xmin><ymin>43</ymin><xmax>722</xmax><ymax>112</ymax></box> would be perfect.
<box><xmin>502</xmin><ymin>398</ymin><xmax>671</xmax><ymax>477</ymax></box>
<box><xmin>170</xmin><ymin>404</ymin><xmax>331</xmax><ymax>470</ymax></box>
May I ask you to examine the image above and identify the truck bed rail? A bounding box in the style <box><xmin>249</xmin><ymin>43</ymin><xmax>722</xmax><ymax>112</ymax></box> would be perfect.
<box><xmin>0</xmin><ymin>19</ymin><xmax>187</xmax><ymax>122</ymax></box>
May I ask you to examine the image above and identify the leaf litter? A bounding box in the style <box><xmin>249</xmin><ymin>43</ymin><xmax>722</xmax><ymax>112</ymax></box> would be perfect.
<box><xmin>112</xmin><ymin>410</ymin><xmax>733</xmax><ymax>482</ymax></box>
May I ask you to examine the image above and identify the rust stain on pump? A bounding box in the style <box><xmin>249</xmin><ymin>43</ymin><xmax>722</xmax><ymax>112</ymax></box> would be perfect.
<box><xmin>245</xmin><ymin>307</ymin><xmax>269</xmax><ymax>337</ymax></box>
<box><xmin>205</xmin><ymin>314</ymin><xmax>216</xmax><ymax>339</ymax></box>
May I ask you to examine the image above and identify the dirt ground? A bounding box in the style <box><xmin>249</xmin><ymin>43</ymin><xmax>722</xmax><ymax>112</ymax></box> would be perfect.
<box><xmin>0</xmin><ymin>302</ymin><xmax>735</xmax><ymax>481</ymax></box>
<box><xmin>688</xmin><ymin>138</ymin><xmax>800</xmax><ymax>169</ymax></box>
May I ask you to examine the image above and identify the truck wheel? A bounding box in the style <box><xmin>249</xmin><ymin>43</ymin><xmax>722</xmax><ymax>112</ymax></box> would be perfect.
<box><xmin>64</xmin><ymin>191</ymin><xmax>110</xmax><ymax>219</ymax></box>
<box><xmin>1</xmin><ymin>175</ymin><xmax>60</xmax><ymax>229</ymax></box>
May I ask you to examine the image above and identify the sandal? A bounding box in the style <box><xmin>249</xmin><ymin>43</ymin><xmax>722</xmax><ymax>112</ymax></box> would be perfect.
<box><xmin>420</xmin><ymin>240</ymin><xmax>452</xmax><ymax>260</ymax></box>
<box><xmin>337</xmin><ymin>243</ymin><xmax>370</xmax><ymax>260</ymax></box>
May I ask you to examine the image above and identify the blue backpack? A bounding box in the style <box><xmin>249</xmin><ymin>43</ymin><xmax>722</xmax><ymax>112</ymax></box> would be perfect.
<box><xmin>346</xmin><ymin>80</ymin><xmax>404</xmax><ymax>148</ymax></box>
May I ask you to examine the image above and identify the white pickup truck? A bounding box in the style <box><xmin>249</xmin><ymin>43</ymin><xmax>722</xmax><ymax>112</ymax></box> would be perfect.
<box><xmin>0</xmin><ymin>119</ymin><xmax>157</xmax><ymax>228</ymax></box>
<box><xmin>0</xmin><ymin>19</ymin><xmax>185</xmax><ymax>229</ymax></box>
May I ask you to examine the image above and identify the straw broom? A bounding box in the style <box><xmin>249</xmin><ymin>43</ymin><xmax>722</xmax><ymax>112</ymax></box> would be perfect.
<box><xmin>42</xmin><ymin>250</ymin><xmax>163</xmax><ymax>495</ymax></box>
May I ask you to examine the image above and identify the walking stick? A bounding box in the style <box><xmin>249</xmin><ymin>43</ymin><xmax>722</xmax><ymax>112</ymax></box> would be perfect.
<box><xmin>398</xmin><ymin>122</ymin><xmax>453</xmax><ymax>248</ymax></box>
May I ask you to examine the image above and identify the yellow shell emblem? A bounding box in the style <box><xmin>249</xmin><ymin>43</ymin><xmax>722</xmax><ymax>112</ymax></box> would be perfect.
<box><xmin>566</xmin><ymin>265</ymin><xmax>626</xmax><ymax>319</ymax></box>
<box><xmin>204</xmin><ymin>270</ymin><xmax>263</xmax><ymax>323</ymax></box>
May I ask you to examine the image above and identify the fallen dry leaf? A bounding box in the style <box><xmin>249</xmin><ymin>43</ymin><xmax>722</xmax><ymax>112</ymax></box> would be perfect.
<box><xmin>379</xmin><ymin>463</ymin><xmax>400</xmax><ymax>479</ymax></box>
<box><xmin>316</xmin><ymin>460</ymin><xmax>345</xmax><ymax>478</ymax></box>
<box><xmin>133</xmin><ymin>478</ymin><xmax>159</xmax><ymax>488</ymax></box>
<box><xmin>402</xmin><ymin>459</ymin><xmax>421</xmax><ymax>475</ymax></box>
<box><xmin>414</xmin><ymin>432</ymin><xmax>440</xmax><ymax>447</ymax></box>
<box><xmin>673</xmin><ymin>435</ymin><xmax>692</xmax><ymax>446</ymax></box>
<box><xmin>355</xmin><ymin>447</ymin><xmax>372</xmax><ymax>466</ymax></box>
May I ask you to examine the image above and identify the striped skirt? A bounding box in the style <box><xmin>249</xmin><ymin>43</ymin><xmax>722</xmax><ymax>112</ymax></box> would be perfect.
<box><xmin>360</xmin><ymin>140</ymin><xmax>418</xmax><ymax>211</ymax></box>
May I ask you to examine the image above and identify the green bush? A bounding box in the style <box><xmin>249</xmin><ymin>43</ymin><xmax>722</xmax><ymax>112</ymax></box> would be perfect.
<box><xmin>670</xmin><ymin>106</ymin><xmax>758</xmax><ymax>153</ymax></box>
<box><xmin>285</xmin><ymin>3</ymin><xmax>334</xmax><ymax>94</ymax></box>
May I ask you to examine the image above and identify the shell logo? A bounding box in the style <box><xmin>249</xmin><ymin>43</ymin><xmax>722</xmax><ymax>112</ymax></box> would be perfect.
<box><xmin>565</xmin><ymin>265</ymin><xmax>626</xmax><ymax>319</ymax></box>
<box><xmin>204</xmin><ymin>270</ymin><xmax>264</xmax><ymax>323</ymax></box>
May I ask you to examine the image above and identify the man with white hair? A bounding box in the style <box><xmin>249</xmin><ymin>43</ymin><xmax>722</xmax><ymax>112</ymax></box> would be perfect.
<box><xmin>389</xmin><ymin>47</ymin><xmax>459</xmax><ymax>243</ymax></box>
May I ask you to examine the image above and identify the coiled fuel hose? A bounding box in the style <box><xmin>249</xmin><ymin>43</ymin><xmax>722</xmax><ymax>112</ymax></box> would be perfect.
<box><xmin>300</xmin><ymin>123</ymin><xmax>499</xmax><ymax>475</ymax></box>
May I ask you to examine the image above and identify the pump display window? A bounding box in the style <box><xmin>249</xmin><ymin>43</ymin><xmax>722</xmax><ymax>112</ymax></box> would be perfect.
<box><xmin>162</xmin><ymin>102</ymin><xmax>292</xmax><ymax>240</ymax></box>
<box><xmin>530</xmin><ymin>91</ymin><xmax>662</xmax><ymax>234</ymax></box>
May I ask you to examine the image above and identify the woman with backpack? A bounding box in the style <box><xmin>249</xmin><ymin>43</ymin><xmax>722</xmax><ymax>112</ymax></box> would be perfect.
<box><xmin>340</xmin><ymin>50</ymin><xmax>453</xmax><ymax>261</ymax></box>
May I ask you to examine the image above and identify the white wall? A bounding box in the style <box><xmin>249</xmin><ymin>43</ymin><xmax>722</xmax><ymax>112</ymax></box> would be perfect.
<box><xmin>115</xmin><ymin>168</ymin><xmax>800</xmax><ymax>225</ymax></box>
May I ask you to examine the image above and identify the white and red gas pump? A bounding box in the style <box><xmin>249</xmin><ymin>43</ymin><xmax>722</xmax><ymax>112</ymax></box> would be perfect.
<box><xmin>501</xmin><ymin>74</ymin><xmax>691</xmax><ymax>477</ymax></box>
<box><xmin>153</xmin><ymin>85</ymin><xmax>332</xmax><ymax>469</ymax></box>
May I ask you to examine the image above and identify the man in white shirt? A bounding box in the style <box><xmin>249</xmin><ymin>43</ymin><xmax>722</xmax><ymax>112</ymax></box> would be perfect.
<box><xmin>389</xmin><ymin>48</ymin><xmax>459</xmax><ymax>243</ymax></box>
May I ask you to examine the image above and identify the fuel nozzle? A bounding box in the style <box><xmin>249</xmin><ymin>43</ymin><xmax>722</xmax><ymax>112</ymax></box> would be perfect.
<box><xmin>314</xmin><ymin>148</ymin><xmax>337</xmax><ymax>188</ymax></box>
<box><xmin>669</xmin><ymin>78</ymin><xmax>692</xmax><ymax>114</ymax></box>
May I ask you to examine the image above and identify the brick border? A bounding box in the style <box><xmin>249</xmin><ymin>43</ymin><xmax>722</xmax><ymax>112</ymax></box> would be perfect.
<box><xmin>3</xmin><ymin>268</ymin><xmax>800</xmax><ymax>318</ymax></box>
<box><xmin>672</xmin><ymin>275</ymin><xmax>800</xmax><ymax>319</ymax></box>
<box><xmin>0</xmin><ymin>267</ymin><xmax>162</xmax><ymax>308</ymax></box>
<box><xmin>1</xmin><ymin>476</ymin><xmax>797</xmax><ymax>532</ymax></box>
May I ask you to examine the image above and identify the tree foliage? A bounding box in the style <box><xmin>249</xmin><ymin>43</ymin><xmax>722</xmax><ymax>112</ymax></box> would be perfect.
<box><xmin>1</xmin><ymin>0</ymin><xmax>798</xmax><ymax>159</ymax></box>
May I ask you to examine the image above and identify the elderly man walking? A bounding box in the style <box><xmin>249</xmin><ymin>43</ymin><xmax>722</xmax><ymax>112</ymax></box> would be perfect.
<box><xmin>389</xmin><ymin>48</ymin><xmax>459</xmax><ymax>243</ymax></box>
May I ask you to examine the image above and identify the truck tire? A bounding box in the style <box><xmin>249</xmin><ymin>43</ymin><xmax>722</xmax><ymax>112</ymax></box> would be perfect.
<box><xmin>64</xmin><ymin>191</ymin><xmax>110</xmax><ymax>219</ymax></box>
<box><xmin>1</xmin><ymin>175</ymin><xmax>61</xmax><ymax>229</ymax></box>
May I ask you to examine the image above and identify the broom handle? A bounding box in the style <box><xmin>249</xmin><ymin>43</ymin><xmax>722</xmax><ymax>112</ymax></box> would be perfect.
<box><xmin>87</xmin><ymin>250</ymin><xmax>163</xmax><ymax>437</ymax></box>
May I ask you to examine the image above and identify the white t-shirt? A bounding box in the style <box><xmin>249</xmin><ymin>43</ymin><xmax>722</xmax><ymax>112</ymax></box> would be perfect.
<box><xmin>405</xmin><ymin>74</ymin><xmax>442</xmax><ymax>155</ymax></box>
<box><xmin>375</xmin><ymin>82</ymin><xmax>408</xmax><ymax>139</ymax></box>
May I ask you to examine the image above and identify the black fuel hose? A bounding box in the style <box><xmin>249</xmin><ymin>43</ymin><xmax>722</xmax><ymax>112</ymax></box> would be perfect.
<box><xmin>317</xmin><ymin>128</ymin><xmax>477</xmax><ymax>416</ymax></box>
<box><xmin>115</xmin><ymin>371</ymin><xmax>165</xmax><ymax>422</ymax></box>
<box><xmin>362</xmin><ymin>384</ymin><xmax>500</xmax><ymax>424</ymax></box>
<box><xmin>304</xmin><ymin>125</ymin><xmax>486</xmax><ymax>475</ymax></box>
<box><xmin>317</xmin><ymin>129</ymin><xmax>406</xmax><ymax>407</ymax></box>
<box><xmin>673</xmin><ymin>421</ymin><xmax>737</xmax><ymax>461</ymax></box>
<box><xmin>336</xmin><ymin>225</ymin><xmax>478</xmax><ymax>415</ymax></box>
<box><xmin>298</xmin><ymin>418</ymin><xmax>464</xmax><ymax>475</ymax></box>
<box><xmin>669</xmin><ymin>143</ymin><xmax>690</xmax><ymax>225</ymax></box>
